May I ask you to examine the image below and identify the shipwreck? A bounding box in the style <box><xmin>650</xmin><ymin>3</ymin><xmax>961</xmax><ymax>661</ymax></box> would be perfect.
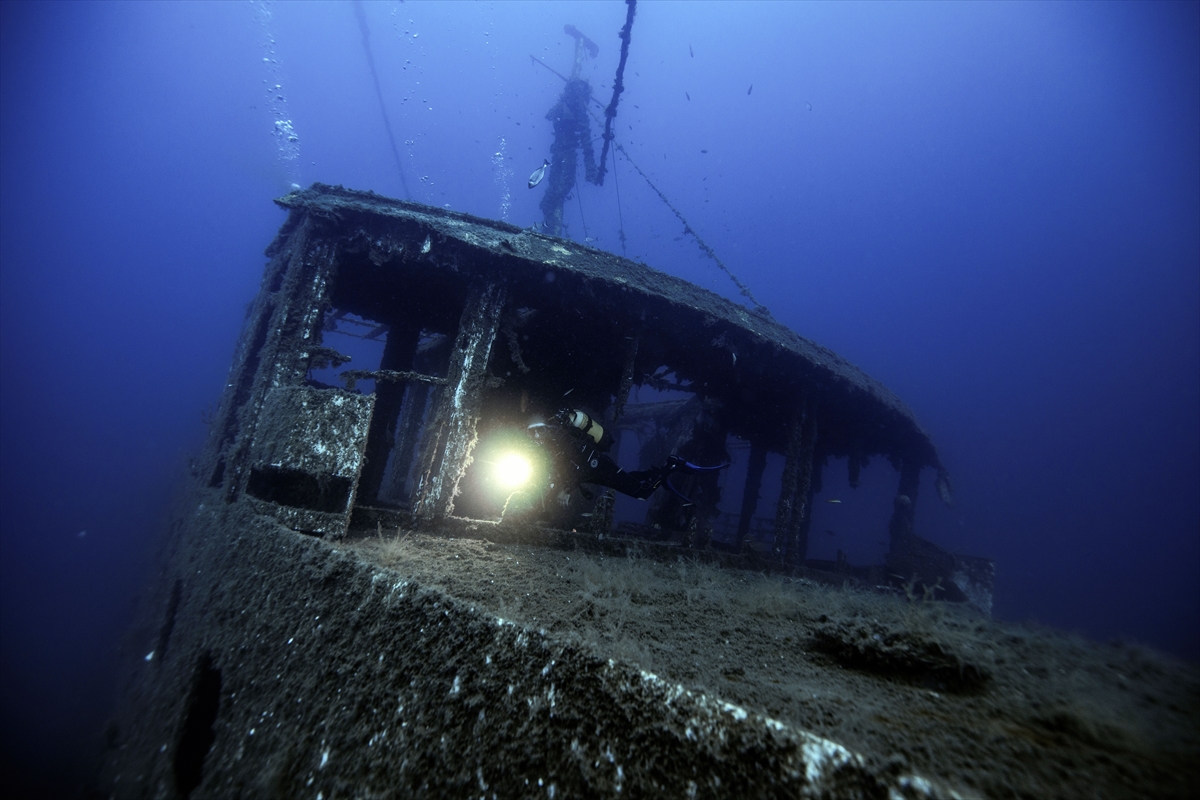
<box><xmin>101</xmin><ymin>184</ymin><xmax>999</xmax><ymax>799</ymax></box>
<box><xmin>205</xmin><ymin>184</ymin><xmax>986</xmax><ymax>600</ymax></box>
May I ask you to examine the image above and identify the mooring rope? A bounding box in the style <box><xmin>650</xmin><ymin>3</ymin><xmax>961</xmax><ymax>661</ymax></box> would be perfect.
<box><xmin>593</xmin><ymin>0</ymin><xmax>636</xmax><ymax>186</ymax></box>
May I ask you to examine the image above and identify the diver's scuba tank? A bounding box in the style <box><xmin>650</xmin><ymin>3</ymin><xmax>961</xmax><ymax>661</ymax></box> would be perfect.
<box><xmin>557</xmin><ymin>408</ymin><xmax>613</xmax><ymax>450</ymax></box>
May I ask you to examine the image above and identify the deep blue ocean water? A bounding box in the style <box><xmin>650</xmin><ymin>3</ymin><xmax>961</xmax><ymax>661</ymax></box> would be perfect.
<box><xmin>2</xmin><ymin>1</ymin><xmax>1196</xmax><ymax>794</ymax></box>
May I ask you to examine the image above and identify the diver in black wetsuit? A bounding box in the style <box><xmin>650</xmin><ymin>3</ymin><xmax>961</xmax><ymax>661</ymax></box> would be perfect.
<box><xmin>529</xmin><ymin>408</ymin><xmax>726</xmax><ymax>501</ymax></box>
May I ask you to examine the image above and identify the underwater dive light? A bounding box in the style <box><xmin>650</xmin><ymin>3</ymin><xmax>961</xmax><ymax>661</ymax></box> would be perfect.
<box><xmin>493</xmin><ymin>451</ymin><xmax>533</xmax><ymax>489</ymax></box>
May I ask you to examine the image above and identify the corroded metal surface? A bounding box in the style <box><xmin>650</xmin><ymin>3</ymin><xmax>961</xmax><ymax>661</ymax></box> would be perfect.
<box><xmin>272</xmin><ymin>183</ymin><xmax>944</xmax><ymax>477</ymax></box>
<box><xmin>100</xmin><ymin>498</ymin><xmax>966</xmax><ymax>799</ymax></box>
<box><xmin>244</xmin><ymin>386</ymin><xmax>374</xmax><ymax>537</ymax></box>
<box><xmin>191</xmin><ymin>182</ymin><xmax>976</xmax><ymax>602</ymax></box>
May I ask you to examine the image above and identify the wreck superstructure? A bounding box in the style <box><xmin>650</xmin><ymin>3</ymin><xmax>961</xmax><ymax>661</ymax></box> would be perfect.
<box><xmin>99</xmin><ymin>185</ymin><xmax>1002</xmax><ymax>799</ymax></box>
<box><xmin>200</xmin><ymin>183</ymin><xmax>979</xmax><ymax>596</ymax></box>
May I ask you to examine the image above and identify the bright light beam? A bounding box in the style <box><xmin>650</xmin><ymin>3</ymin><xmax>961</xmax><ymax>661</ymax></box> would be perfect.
<box><xmin>494</xmin><ymin>452</ymin><xmax>533</xmax><ymax>489</ymax></box>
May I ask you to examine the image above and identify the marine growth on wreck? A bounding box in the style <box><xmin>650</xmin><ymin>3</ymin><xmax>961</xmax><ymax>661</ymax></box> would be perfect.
<box><xmin>198</xmin><ymin>183</ymin><xmax>990</xmax><ymax>610</ymax></box>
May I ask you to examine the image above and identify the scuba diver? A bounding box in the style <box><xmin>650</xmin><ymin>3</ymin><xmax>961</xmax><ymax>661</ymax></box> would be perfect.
<box><xmin>528</xmin><ymin>407</ymin><xmax>727</xmax><ymax>502</ymax></box>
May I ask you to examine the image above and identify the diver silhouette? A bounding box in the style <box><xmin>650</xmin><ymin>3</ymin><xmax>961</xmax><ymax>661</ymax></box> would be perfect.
<box><xmin>529</xmin><ymin>408</ymin><xmax>726</xmax><ymax>501</ymax></box>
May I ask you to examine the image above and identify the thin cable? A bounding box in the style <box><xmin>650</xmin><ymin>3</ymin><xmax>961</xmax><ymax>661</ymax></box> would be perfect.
<box><xmin>616</xmin><ymin>144</ymin><xmax>768</xmax><ymax>315</ymax></box>
<box><xmin>353</xmin><ymin>1</ymin><xmax>411</xmax><ymax>200</ymax></box>
<box><xmin>611</xmin><ymin>147</ymin><xmax>628</xmax><ymax>256</ymax></box>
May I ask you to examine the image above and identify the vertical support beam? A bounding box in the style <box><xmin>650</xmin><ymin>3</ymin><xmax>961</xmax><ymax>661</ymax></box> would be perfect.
<box><xmin>356</xmin><ymin>321</ymin><xmax>421</xmax><ymax>505</ymax></box>
<box><xmin>612</xmin><ymin>330</ymin><xmax>640</xmax><ymax>423</ymax></box>
<box><xmin>387</xmin><ymin>383</ymin><xmax>430</xmax><ymax>502</ymax></box>
<box><xmin>735</xmin><ymin>438</ymin><xmax>768</xmax><ymax>552</ymax></box>
<box><xmin>795</xmin><ymin>473</ymin><xmax>818</xmax><ymax>561</ymax></box>
<box><xmin>671</xmin><ymin>398</ymin><xmax>728</xmax><ymax>550</ymax></box>
<box><xmin>593</xmin><ymin>332</ymin><xmax>641</xmax><ymax>535</ymax></box>
<box><xmin>412</xmin><ymin>280</ymin><xmax>507</xmax><ymax>522</ymax></box>
<box><xmin>772</xmin><ymin>396</ymin><xmax>817</xmax><ymax>566</ymax></box>
<box><xmin>887</xmin><ymin>457</ymin><xmax>922</xmax><ymax>544</ymax></box>
<box><xmin>784</xmin><ymin>400</ymin><xmax>817</xmax><ymax>566</ymax></box>
<box><xmin>772</xmin><ymin>409</ymin><xmax>803</xmax><ymax>563</ymax></box>
<box><xmin>588</xmin><ymin>492</ymin><xmax>615</xmax><ymax>536</ymax></box>
<box><xmin>386</xmin><ymin>336</ymin><xmax>450</xmax><ymax>503</ymax></box>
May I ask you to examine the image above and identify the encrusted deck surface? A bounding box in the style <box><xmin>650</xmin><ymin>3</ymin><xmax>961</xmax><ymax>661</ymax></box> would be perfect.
<box><xmin>101</xmin><ymin>499</ymin><xmax>1198</xmax><ymax>799</ymax></box>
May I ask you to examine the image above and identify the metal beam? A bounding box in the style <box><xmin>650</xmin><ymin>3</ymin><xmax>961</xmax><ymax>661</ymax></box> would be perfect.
<box><xmin>412</xmin><ymin>279</ymin><xmax>507</xmax><ymax>521</ymax></box>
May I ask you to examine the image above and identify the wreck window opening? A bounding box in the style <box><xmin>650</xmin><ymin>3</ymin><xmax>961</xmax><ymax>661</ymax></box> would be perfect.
<box><xmin>631</xmin><ymin>367</ymin><xmax>695</xmax><ymax>401</ymax></box>
<box><xmin>741</xmin><ymin>451</ymin><xmax>786</xmax><ymax>552</ymax></box>
<box><xmin>309</xmin><ymin>310</ymin><xmax>387</xmax><ymax>394</ymax></box>
<box><xmin>609</xmin><ymin>375</ymin><xmax>710</xmax><ymax>536</ymax></box>
<box><xmin>608</xmin><ymin>425</ymin><xmax>645</xmax><ymax>530</ymax></box>
<box><xmin>707</xmin><ymin>434</ymin><xmax>774</xmax><ymax>549</ymax></box>
<box><xmin>805</xmin><ymin>457</ymin><xmax>895</xmax><ymax>567</ymax></box>
<box><xmin>207</xmin><ymin>458</ymin><xmax>226</xmax><ymax>489</ymax></box>
<box><xmin>718</xmin><ymin>436</ymin><xmax>751</xmax><ymax>503</ymax></box>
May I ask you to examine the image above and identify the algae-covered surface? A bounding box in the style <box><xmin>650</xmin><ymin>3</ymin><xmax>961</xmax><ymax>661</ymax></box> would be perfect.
<box><xmin>346</xmin><ymin>530</ymin><xmax>1199</xmax><ymax>800</ymax></box>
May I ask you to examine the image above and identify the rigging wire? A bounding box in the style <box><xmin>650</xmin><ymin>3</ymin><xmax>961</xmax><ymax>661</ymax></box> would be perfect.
<box><xmin>527</xmin><ymin>7</ymin><xmax>766</xmax><ymax>314</ymax></box>
<box><xmin>616</xmin><ymin>143</ymin><xmax>768</xmax><ymax>315</ymax></box>
<box><xmin>611</xmin><ymin>147</ymin><xmax>628</xmax><ymax>256</ymax></box>
<box><xmin>353</xmin><ymin>1</ymin><xmax>411</xmax><ymax>200</ymax></box>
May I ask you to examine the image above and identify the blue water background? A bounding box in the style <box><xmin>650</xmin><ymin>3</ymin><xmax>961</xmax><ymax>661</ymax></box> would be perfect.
<box><xmin>2</xmin><ymin>1</ymin><xmax>1197</xmax><ymax>793</ymax></box>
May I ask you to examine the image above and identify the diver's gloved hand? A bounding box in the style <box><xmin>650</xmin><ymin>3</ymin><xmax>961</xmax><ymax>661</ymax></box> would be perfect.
<box><xmin>665</xmin><ymin>455</ymin><xmax>729</xmax><ymax>474</ymax></box>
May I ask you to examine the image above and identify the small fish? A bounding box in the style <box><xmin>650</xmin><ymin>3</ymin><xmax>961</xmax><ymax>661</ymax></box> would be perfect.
<box><xmin>747</xmin><ymin>84</ymin><xmax>753</xmax><ymax>95</ymax></box>
<box><xmin>700</xmin><ymin>149</ymin><xmax>708</xmax><ymax>154</ymax></box>
<box><xmin>826</xmin><ymin>499</ymin><xmax>842</xmax><ymax>504</ymax></box>
<box><xmin>689</xmin><ymin>44</ymin><xmax>694</xmax><ymax>58</ymax></box>
<box><xmin>806</xmin><ymin>102</ymin><xmax>813</xmax><ymax>111</ymax></box>
<box><xmin>686</xmin><ymin>92</ymin><xmax>691</xmax><ymax>101</ymax></box>
<box><xmin>527</xmin><ymin>158</ymin><xmax>549</xmax><ymax>189</ymax></box>
<box><xmin>824</xmin><ymin>529</ymin><xmax>836</xmax><ymax>537</ymax></box>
